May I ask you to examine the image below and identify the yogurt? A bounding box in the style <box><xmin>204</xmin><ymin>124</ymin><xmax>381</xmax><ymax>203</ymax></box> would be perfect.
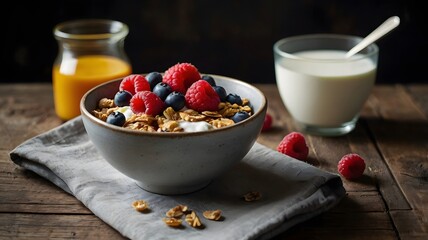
<box><xmin>178</xmin><ymin>121</ymin><xmax>213</xmax><ymax>132</ymax></box>
<box><xmin>115</xmin><ymin>106</ymin><xmax>134</xmax><ymax>120</ymax></box>
<box><xmin>115</xmin><ymin>107</ymin><xmax>214</xmax><ymax>133</ymax></box>
<box><xmin>275</xmin><ymin>50</ymin><xmax>377</xmax><ymax>127</ymax></box>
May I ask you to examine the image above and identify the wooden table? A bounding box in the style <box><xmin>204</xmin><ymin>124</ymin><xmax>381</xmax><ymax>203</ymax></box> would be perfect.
<box><xmin>1</xmin><ymin>83</ymin><xmax>427</xmax><ymax>239</ymax></box>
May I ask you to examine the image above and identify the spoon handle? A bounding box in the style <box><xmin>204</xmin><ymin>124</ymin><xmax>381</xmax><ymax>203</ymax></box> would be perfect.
<box><xmin>345</xmin><ymin>16</ymin><xmax>400</xmax><ymax>58</ymax></box>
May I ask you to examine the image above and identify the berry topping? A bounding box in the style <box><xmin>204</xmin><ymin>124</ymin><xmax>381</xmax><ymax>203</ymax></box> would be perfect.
<box><xmin>277</xmin><ymin>132</ymin><xmax>309</xmax><ymax>161</ymax></box>
<box><xmin>201</xmin><ymin>75</ymin><xmax>216</xmax><ymax>86</ymax></box>
<box><xmin>130</xmin><ymin>91</ymin><xmax>165</xmax><ymax>116</ymax></box>
<box><xmin>146</xmin><ymin>71</ymin><xmax>163</xmax><ymax>90</ymax></box>
<box><xmin>165</xmin><ymin>91</ymin><xmax>185</xmax><ymax>111</ymax></box>
<box><xmin>337</xmin><ymin>153</ymin><xmax>366</xmax><ymax>180</ymax></box>
<box><xmin>163</xmin><ymin>63</ymin><xmax>201</xmax><ymax>94</ymax></box>
<box><xmin>231</xmin><ymin>111</ymin><xmax>250</xmax><ymax>123</ymax></box>
<box><xmin>119</xmin><ymin>74</ymin><xmax>150</xmax><ymax>95</ymax></box>
<box><xmin>213</xmin><ymin>85</ymin><xmax>227</xmax><ymax>102</ymax></box>
<box><xmin>114</xmin><ymin>90</ymin><xmax>133</xmax><ymax>107</ymax></box>
<box><xmin>226</xmin><ymin>93</ymin><xmax>243</xmax><ymax>105</ymax></box>
<box><xmin>261</xmin><ymin>113</ymin><xmax>273</xmax><ymax>132</ymax></box>
<box><xmin>185</xmin><ymin>80</ymin><xmax>221</xmax><ymax>112</ymax></box>
<box><xmin>106</xmin><ymin>112</ymin><xmax>126</xmax><ymax>127</ymax></box>
<box><xmin>153</xmin><ymin>82</ymin><xmax>172</xmax><ymax>101</ymax></box>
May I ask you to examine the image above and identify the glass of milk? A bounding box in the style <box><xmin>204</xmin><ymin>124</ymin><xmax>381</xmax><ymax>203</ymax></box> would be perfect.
<box><xmin>273</xmin><ymin>34</ymin><xmax>378</xmax><ymax>136</ymax></box>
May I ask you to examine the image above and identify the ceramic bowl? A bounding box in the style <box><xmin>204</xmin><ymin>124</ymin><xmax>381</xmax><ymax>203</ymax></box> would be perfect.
<box><xmin>80</xmin><ymin>75</ymin><xmax>267</xmax><ymax>195</ymax></box>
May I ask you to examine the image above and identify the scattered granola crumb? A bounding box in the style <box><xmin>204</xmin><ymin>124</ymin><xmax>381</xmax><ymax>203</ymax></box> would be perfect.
<box><xmin>163</xmin><ymin>217</ymin><xmax>183</xmax><ymax>227</ymax></box>
<box><xmin>185</xmin><ymin>211</ymin><xmax>203</xmax><ymax>228</ymax></box>
<box><xmin>166</xmin><ymin>205</ymin><xmax>189</xmax><ymax>218</ymax></box>
<box><xmin>243</xmin><ymin>191</ymin><xmax>262</xmax><ymax>202</ymax></box>
<box><xmin>132</xmin><ymin>200</ymin><xmax>149</xmax><ymax>212</ymax></box>
<box><xmin>203</xmin><ymin>210</ymin><xmax>222</xmax><ymax>221</ymax></box>
<box><xmin>133</xmin><ymin>201</ymin><xmax>225</xmax><ymax>229</ymax></box>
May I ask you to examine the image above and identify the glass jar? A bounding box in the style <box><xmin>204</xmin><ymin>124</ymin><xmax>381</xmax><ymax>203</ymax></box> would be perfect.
<box><xmin>53</xmin><ymin>19</ymin><xmax>132</xmax><ymax>121</ymax></box>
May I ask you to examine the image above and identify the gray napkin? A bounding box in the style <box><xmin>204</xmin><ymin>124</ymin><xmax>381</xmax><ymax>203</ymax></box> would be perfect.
<box><xmin>10</xmin><ymin>116</ymin><xmax>345</xmax><ymax>240</ymax></box>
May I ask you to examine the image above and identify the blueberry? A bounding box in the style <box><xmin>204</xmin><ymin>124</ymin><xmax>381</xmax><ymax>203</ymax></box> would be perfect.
<box><xmin>231</xmin><ymin>111</ymin><xmax>250</xmax><ymax>123</ymax></box>
<box><xmin>153</xmin><ymin>82</ymin><xmax>172</xmax><ymax>101</ymax></box>
<box><xmin>201</xmin><ymin>75</ymin><xmax>216</xmax><ymax>86</ymax></box>
<box><xmin>114</xmin><ymin>90</ymin><xmax>133</xmax><ymax>107</ymax></box>
<box><xmin>165</xmin><ymin>91</ymin><xmax>185</xmax><ymax>111</ymax></box>
<box><xmin>226</xmin><ymin>93</ymin><xmax>243</xmax><ymax>105</ymax></box>
<box><xmin>146</xmin><ymin>71</ymin><xmax>163</xmax><ymax>90</ymax></box>
<box><xmin>213</xmin><ymin>86</ymin><xmax>227</xmax><ymax>102</ymax></box>
<box><xmin>106</xmin><ymin>112</ymin><xmax>126</xmax><ymax>126</ymax></box>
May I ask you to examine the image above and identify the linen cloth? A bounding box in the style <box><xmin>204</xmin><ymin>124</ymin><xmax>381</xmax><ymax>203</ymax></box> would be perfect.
<box><xmin>10</xmin><ymin>116</ymin><xmax>345</xmax><ymax>240</ymax></box>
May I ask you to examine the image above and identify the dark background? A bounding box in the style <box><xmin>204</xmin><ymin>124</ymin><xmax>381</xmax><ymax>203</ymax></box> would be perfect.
<box><xmin>1</xmin><ymin>0</ymin><xmax>425</xmax><ymax>84</ymax></box>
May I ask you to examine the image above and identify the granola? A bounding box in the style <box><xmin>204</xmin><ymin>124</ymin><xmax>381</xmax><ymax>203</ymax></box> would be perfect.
<box><xmin>166</xmin><ymin>205</ymin><xmax>189</xmax><ymax>218</ymax></box>
<box><xmin>162</xmin><ymin>217</ymin><xmax>183</xmax><ymax>227</ymax></box>
<box><xmin>132</xmin><ymin>200</ymin><xmax>227</xmax><ymax>229</ymax></box>
<box><xmin>242</xmin><ymin>191</ymin><xmax>262</xmax><ymax>202</ymax></box>
<box><xmin>185</xmin><ymin>211</ymin><xmax>203</xmax><ymax>228</ymax></box>
<box><xmin>93</xmin><ymin>98</ymin><xmax>252</xmax><ymax>133</ymax></box>
<box><xmin>202</xmin><ymin>210</ymin><xmax>222</xmax><ymax>221</ymax></box>
<box><xmin>132</xmin><ymin>200</ymin><xmax>149</xmax><ymax>212</ymax></box>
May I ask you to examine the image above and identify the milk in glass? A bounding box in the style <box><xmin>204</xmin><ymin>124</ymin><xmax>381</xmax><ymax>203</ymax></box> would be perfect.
<box><xmin>275</xmin><ymin>50</ymin><xmax>377</xmax><ymax>127</ymax></box>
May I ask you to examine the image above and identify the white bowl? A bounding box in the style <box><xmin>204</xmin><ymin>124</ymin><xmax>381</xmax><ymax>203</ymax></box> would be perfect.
<box><xmin>80</xmin><ymin>74</ymin><xmax>267</xmax><ymax>195</ymax></box>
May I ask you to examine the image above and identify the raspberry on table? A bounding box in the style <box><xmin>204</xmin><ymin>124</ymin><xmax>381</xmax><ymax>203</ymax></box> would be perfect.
<box><xmin>277</xmin><ymin>132</ymin><xmax>309</xmax><ymax>161</ymax></box>
<box><xmin>163</xmin><ymin>63</ymin><xmax>201</xmax><ymax>94</ymax></box>
<box><xmin>120</xmin><ymin>74</ymin><xmax>151</xmax><ymax>95</ymax></box>
<box><xmin>185</xmin><ymin>80</ymin><xmax>220</xmax><ymax>112</ymax></box>
<box><xmin>337</xmin><ymin>153</ymin><xmax>366</xmax><ymax>180</ymax></box>
<box><xmin>130</xmin><ymin>91</ymin><xmax>165</xmax><ymax>116</ymax></box>
<box><xmin>261</xmin><ymin>113</ymin><xmax>273</xmax><ymax>132</ymax></box>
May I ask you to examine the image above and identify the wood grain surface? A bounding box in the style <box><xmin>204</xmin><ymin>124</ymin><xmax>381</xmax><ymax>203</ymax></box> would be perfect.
<box><xmin>0</xmin><ymin>83</ymin><xmax>427</xmax><ymax>239</ymax></box>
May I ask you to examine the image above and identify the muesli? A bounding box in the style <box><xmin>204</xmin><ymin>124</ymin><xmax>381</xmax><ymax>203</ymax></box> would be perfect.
<box><xmin>92</xmin><ymin>62</ymin><xmax>253</xmax><ymax>133</ymax></box>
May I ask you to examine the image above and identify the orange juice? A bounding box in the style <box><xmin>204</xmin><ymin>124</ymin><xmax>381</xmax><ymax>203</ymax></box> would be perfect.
<box><xmin>53</xmin><ymin>55</ymin><xmax>132</xmax><ymax>120</ymax></box>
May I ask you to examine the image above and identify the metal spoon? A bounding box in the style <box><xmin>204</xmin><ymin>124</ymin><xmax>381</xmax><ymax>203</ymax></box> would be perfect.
<box><xmin>345</xmin><ymin>16</ymin><xmax>400</xmax><ymax>58</ymax></box>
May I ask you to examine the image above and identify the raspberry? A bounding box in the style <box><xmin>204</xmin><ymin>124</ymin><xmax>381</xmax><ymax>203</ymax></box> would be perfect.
<box><xmin>277</xmin><ymin>132</ymin><xmax>309</xmax><ymax>161</ymax></box>
<box><xmin>119</xmin><ymin>74</ymin><xmax>150</xmax><ymax>95</ymax></box>
<box><xmin>130</xmin><ymin>91</ymin><xmax>165</xmax><ymax>116</ymax></box>
<box><xmin>185</xmin><ymin>80</ymin><xmax>220</xmax><ymax>112</ymax></box>
<box><xmin>337</xmin><ymin>153</ymin><xmax>366</xmax><ymax>180</ymax></box>
<box><xmin>163</xmin><ymin>63</ymin><xmax>201</xmax><ymax>94</ymax></box>
<box><xmin>261</xmin><ymin>113</ymin><xmax>273</xmax><ymax>132</ymax></box>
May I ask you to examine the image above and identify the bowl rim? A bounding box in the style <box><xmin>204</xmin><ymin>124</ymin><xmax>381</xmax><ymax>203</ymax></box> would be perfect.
<box><xmin>80</xmin><ymin>74</ymin><xmax>268</xmax><ymax>137</ymax></box>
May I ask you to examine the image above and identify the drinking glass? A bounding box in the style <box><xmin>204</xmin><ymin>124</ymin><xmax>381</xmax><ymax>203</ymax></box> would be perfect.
<box><xmin>273</xmin><ymin>34</ymin><xmax>379</xmax><ymax>136</ymax></box>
